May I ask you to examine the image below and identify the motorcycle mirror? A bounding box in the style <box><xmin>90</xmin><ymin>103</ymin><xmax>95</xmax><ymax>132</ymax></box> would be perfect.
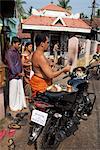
<box><xmin>93</xmin><ymin>54</ymin><xmax>97</xmax><ymax>60</ymax></box>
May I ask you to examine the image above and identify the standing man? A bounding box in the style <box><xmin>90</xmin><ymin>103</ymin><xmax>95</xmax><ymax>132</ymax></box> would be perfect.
<box><xmin>5</xmin><ymin>37</ymin><xmax>27</xmax><ymax>112</ymax></box>
<box><xmin>30</xmin><ymin>33</ymin><xmax>71</xmax><ymax>97</ymax></box>
<box><xmin>53</xmin><ymin>41</ymin><xmax>59</xmax><ymax>64</ymax></box>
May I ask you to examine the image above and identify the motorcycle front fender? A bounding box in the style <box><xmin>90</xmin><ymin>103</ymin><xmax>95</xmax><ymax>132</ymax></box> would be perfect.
<box><xmin>28</xmin><ymin>122</ymin><xmax>43</xmax><ymax>145</ymax></box>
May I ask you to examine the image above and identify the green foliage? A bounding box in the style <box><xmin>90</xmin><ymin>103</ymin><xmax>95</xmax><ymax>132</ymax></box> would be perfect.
<box><xmin>96</xmin><ymin>9</ymin><xmax>100</xmax><ymax>18</ymax></box>
<box><xmin>80</xmin><ymin>13</ymin><xmax>88</xmax><ymax>19</ymax></box>
<box><xmin>58</xmin><ymin>0</ymin><xmax>72</xmax><ymax>9</ymax></box>
<box><xmin>28</xmin><ymin>6</ymin><xmax>33</xmax><ymax>16</ymax></box>
<box><xmin>16</xmin><ymin>0</ymin><xmax>26</xmax><ymax>19</ymax></box>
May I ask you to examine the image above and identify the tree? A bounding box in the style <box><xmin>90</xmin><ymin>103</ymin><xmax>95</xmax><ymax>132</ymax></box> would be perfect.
<box><xmin>58</xmin><ymin>0</ymin><xmax>72</xmax><ymax>10</ymax></box>
<box><xmin>28</xmin><ymin>6</ymin><xmax>33</xmax><ymax>16</ymax></box>
<box><xmin>80</xmin><ymin>13</ymin><xmax>88</xmax><ymax>19</ymax></box>
<box><xmin>96</xmin><ymin>9</ymin><xmax>100</xmax><ymax>18</ymax></box>
<box><xmin>15</xmin><ymin>0</ymin><xmax>26</xmax><ymax>19</ymax></box>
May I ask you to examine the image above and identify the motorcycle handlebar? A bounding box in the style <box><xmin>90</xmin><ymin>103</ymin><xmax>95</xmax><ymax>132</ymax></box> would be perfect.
<box><xmin>86</xmin><ymin>64</ymin><xmax>100</xmax><ymax>71</ymax></box>
<box><xmin>62</xmin><ymin>62</ymin><xmax>100</xmax><ymax>80</ymax></box>
<box><xmin>93</xmin><ymin>53</ymin><xmax>100</xmax><ymax>60</ymax></box>
<box><xmin>63</xmin><ymin>74</ymin><xmax>70</xmax><ymax>79</ymax></box>
<box><xmin>89</xmin><ymin>54</ymin><xmax>100</xmax><ymax>64</ymax></box>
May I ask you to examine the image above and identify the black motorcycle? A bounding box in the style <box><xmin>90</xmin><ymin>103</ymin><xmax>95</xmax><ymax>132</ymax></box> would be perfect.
<box><xmin>87</xmin><ymin>53</ymin><xmax>100</xmax><ymax>80</ymax></box>
<box><xmin>27</xmin><ymin>66</ymin><xmax>96</xmax><ymax>150</ymax></box>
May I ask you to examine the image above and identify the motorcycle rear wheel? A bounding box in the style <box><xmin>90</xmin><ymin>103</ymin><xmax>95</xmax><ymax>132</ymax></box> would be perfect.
<box><xmin>36</xmin><ymin>118</ymin><xmax>60</xmax><ymax>150</ymax></box>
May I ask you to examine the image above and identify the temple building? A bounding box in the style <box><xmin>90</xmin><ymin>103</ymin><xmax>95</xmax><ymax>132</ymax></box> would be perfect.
<box><xmin>21</xmin><ymin>3</ymin><xmax>91</xmax><ymax>53</ymax></box>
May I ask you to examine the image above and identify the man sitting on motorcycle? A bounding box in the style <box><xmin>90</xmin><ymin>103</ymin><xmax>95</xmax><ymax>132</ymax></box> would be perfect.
<box><xmin>30</xmin><ymin>33</ymin><xmax>71</xmax><ymax>97</ymax></box>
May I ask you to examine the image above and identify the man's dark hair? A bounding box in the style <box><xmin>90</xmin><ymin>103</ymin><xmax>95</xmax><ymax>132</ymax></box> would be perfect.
<box><xmin>11</xmin><ymin>36</ymin><xmax>21</xmax><ymax>44</ymax></box>
<box><xmin>35</xmin><ymin>33</ymin><xmax>48</xmax><ymax>47</ymax></box>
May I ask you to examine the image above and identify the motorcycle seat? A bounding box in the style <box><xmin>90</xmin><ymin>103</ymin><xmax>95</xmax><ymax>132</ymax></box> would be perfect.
<box><xmin>35</xmin><ymin>90</ymin><xmax>77</xmax><ymax>104</ymax></box>
<box><xmin>45</xmin><ymin>91</ymin><xmax>66</xmax><ymax>99</ymax></box>
<box><xmin>44</xmin><ymin>91</ymin><xmax>77</xmax><ymax>102</ymax></box>
<box><xmin>35</xmin><ymin>91</ymin><xmax>67</xmax><ymax>102</ymax></box>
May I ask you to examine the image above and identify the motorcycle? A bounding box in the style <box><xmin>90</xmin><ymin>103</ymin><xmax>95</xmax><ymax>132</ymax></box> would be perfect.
<box><xmin>87</xmin><ymin>53</ymin><xmax>100</xmax><ymax>80</ymax></box>
<box><xmin>27</xmin><ymin>66</ymin><xmax>96</xmax><ymax>150</ymax></box>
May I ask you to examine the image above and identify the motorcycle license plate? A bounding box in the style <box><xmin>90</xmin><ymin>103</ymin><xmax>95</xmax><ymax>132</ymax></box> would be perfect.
<box><xmin>31</xmin><ymin>109</ymin><xmax>48</xmax><ymax>126</ymax></box>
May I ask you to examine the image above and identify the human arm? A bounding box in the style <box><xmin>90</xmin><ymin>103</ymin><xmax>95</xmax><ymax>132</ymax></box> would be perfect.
<box><xmin>22</xmin><ymin>54</ymin><xmax>32</xmax><ymax>67</ymax></box>
<box><xmin>39</xmin><ymin>55</ymin><xmax>71</xmax><ymax>79</ymax></box>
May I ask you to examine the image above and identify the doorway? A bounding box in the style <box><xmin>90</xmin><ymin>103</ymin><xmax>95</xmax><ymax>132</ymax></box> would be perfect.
<box><xmin>50</xmin><ymin>34</ymin><xmax>60</xmax><ymax>55</ymax></box>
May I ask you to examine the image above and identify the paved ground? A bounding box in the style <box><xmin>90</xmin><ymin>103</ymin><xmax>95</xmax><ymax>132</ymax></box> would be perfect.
<box><xmin>0</xmin><ymin>76</ymin><xmax>100</xmax><ymax>150</ymax></box>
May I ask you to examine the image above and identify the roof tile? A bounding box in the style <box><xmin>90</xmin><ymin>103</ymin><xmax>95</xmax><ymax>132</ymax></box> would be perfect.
<box><xmin>40</xmin><ymin>3</ymin><xmax>67</xmax><ymax>12</ymax></box>
<box><xmin>23</xmin><ymin>15</ymin><xmax>90</xmax><ymax>29</ymax></box>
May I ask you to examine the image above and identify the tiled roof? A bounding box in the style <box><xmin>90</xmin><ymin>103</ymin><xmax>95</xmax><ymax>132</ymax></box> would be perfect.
<box><xmin>23</xmin><ymin>15</ymin><xmax>55</xmax><ymax>26</ymax></box>
<box><xmin>63</xmin><ymin>18</ymin><xmax>90</xmax><ymax>28</ymax></box>
<box><xmin>84</xmin><ymin>18</ymin><xmax>100</xmax><ymax>28</ymax></box>
<box><xmin>23</xmin><ymin>15</ymin><xmax>90</xmax><ymax>29</ymax></box>
<box><xmin>40</xmin><ymin>3</ymin><xmax>67</xmax><ymax>12</ymax></box>
<box><xmin>94</xmin><ymin>18</ymin><xmax>100</xmax><ymax>27</ymax></box>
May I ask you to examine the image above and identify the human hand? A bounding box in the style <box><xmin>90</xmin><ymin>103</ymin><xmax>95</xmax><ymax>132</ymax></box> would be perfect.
<box><xmin>28</xmin><ymin>62</ymin><xmax>32</xmax><ymax>65</ymax></box>
<box><xmin>63</xmin><ymin>65</ymin><xmax>71</xmax><ymax>73</ymax></box>
<box><xmin>18</xmin><ymin>72</ymin><xmax>25</xmax><ymax>77</ymax></box>
<box><xmin>25</xmin><ymin>61</ymin><xmax>32</xmax><ymax>66</ymax></box>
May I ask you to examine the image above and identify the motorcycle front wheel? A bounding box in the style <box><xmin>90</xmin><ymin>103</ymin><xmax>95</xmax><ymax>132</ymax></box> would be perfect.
<box><xmin>36</xmin><ymin>118</ymin><xmax>60</xmax><ymax>150</ymax></box>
